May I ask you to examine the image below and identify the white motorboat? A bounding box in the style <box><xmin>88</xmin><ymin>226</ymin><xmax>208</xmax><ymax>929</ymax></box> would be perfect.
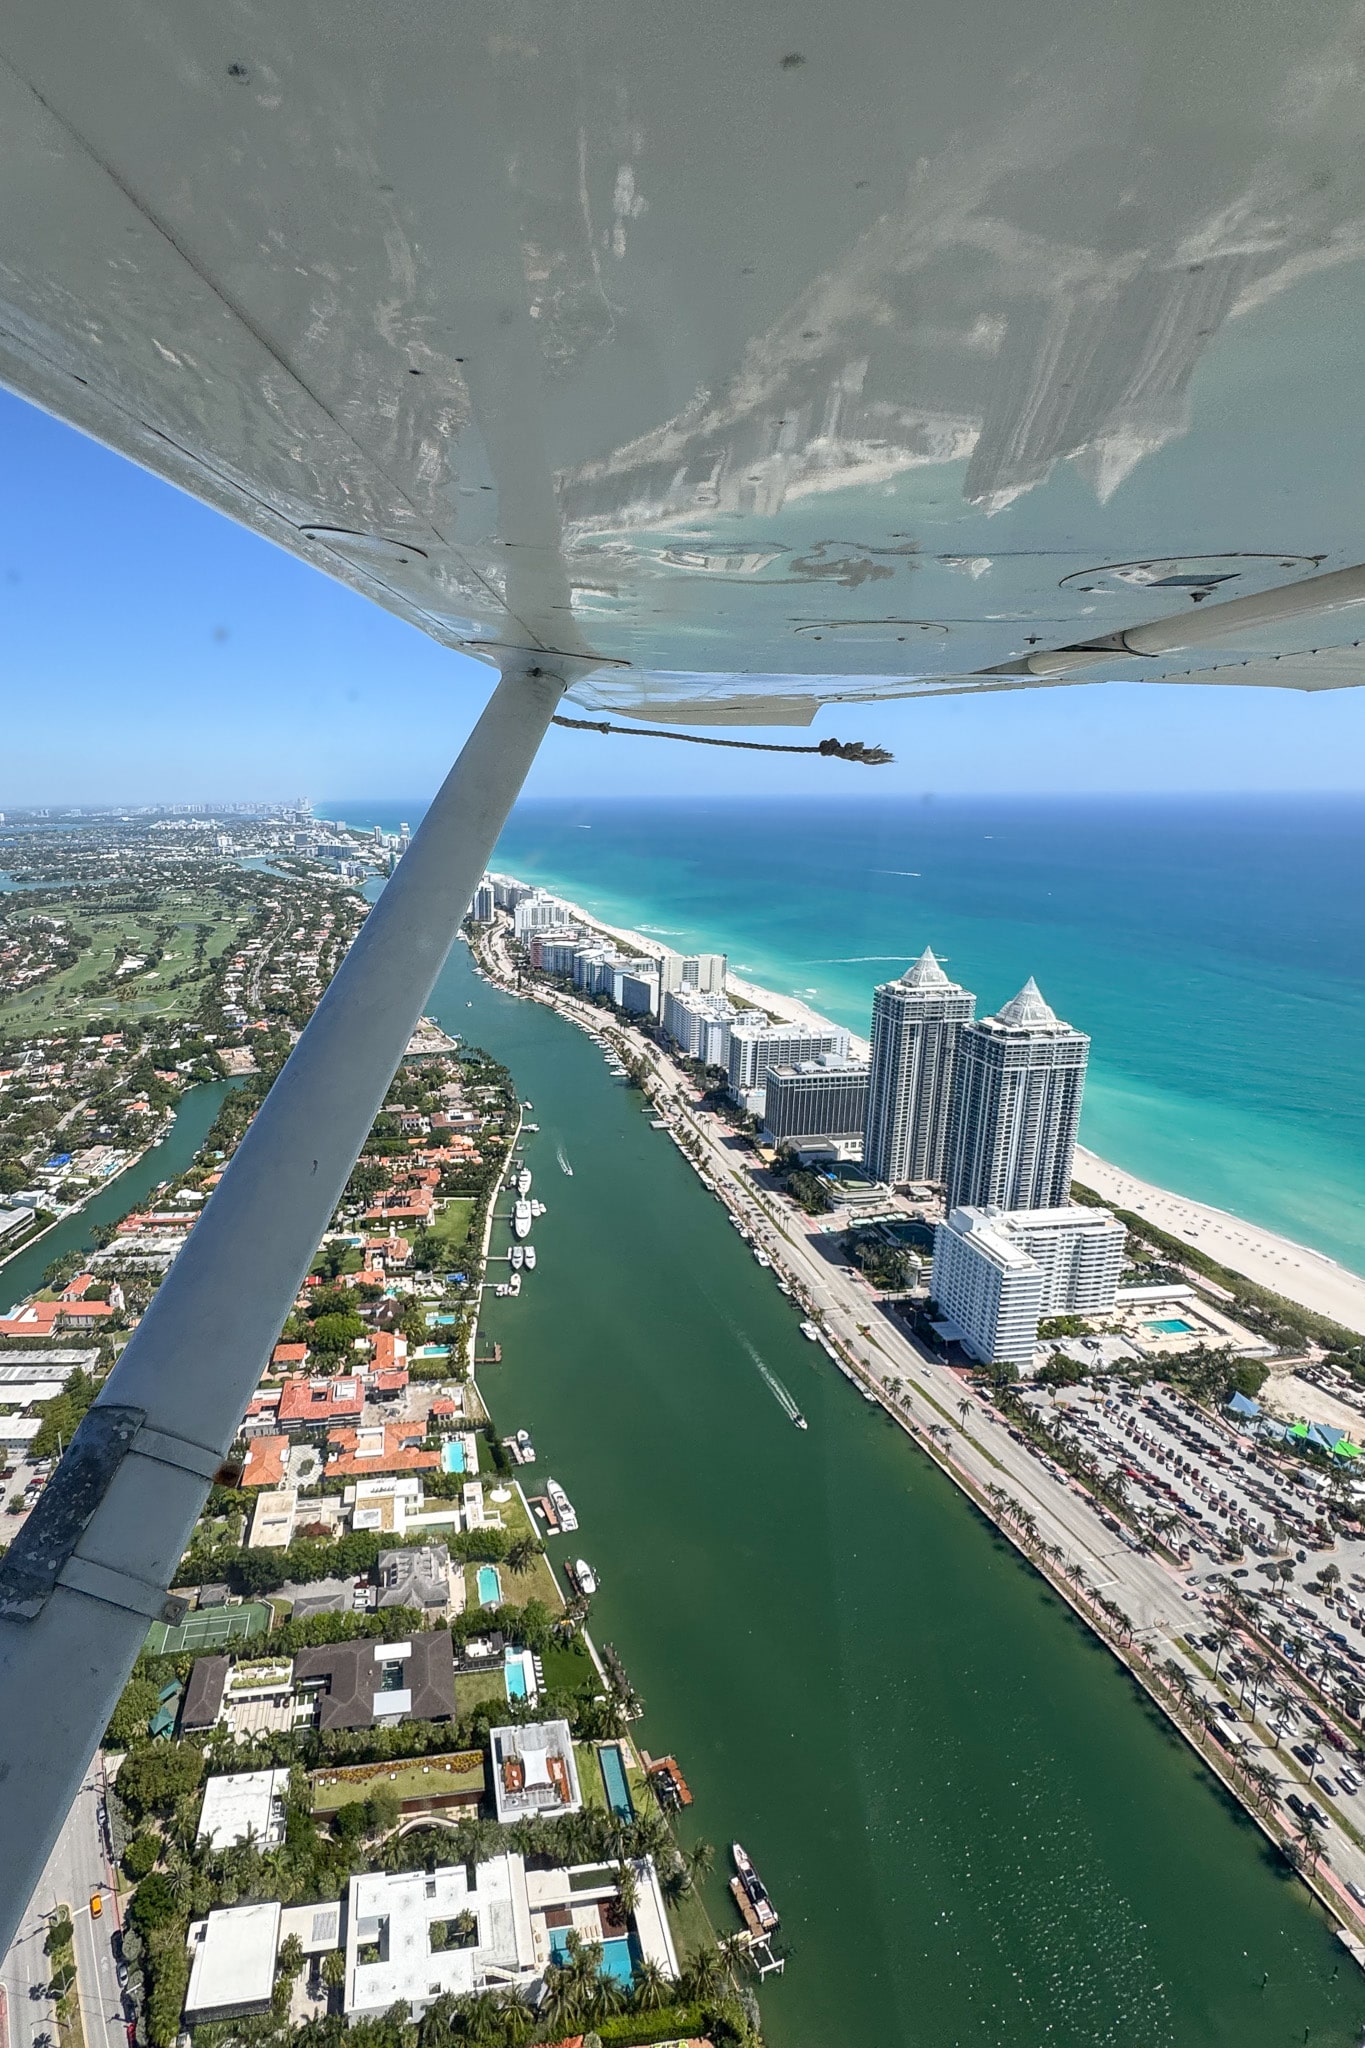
<box><xmin>524</xmin><ymin>1244</ymin><xmax>537</xmax><ymax>1270</ymax></box>
<box><xmin>571</xmin><ymin>1559</ymin><xmax>598</xmax><ymax>1597</ymax></box>
<box><xmin>512</xmin><ymin>1199</ymin><xmax>532</xmax><ymax>1238</ymax></box>
<box><xmin>510</xmin><ymin>1244</ymin><xmax>524</xmax><ymax>1270</ymax></box>
<box><xmin>800</xmin><ymin>1321</ymin><xmax>820</xmax><ymax>1342</ymax></box>
<box><xmin>516</xmin><ymin>1167</ymin><xmax>532</xmax><ymax>1197</ymax></box>
<box><xmin>546</xmin><ymin>1478</ymin><xmax>578</xmax><ymax>1532</ymax></box>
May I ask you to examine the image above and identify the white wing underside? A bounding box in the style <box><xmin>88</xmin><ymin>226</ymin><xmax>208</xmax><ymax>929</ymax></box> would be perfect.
<box><xmin>2</xmin><ymin>3</ymin><xmax>1365</xmax><ymax>719</ymax></box>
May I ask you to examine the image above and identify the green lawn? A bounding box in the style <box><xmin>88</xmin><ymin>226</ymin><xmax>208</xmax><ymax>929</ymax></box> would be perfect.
<box><xmin>312</xmin><ymin>1751</ymin><xmax>486</xmax><ymax>1811</ymax></box>
<box><xmin>541</xmin><ymin>1636</ymin><xmax>599</xmax><ymax>1696</ymax></box>
<box><xmin>454</xmin><ymin>1668</ymin><xmax>508</xmax><ymax>1716</ymax></box>
<box><xmin>425</xmin><ymin>1198</ymin><xmax>476</xmax><ymax>1258</ymax></box>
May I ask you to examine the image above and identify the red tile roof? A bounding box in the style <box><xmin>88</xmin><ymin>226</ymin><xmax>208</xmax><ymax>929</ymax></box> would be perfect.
<box><xmin>325</xmin><ymin>1423</ymin><xmax>439</xmax><ymax>1478</ymax></box>
<box><xmin>241</xmin><ymin>1434</ymin><xmax>289</xmax><ymax>1487</ymax></box>
<box><xmin>277</xmin><ymin>1375</ymin><xmax>364</xmax><ymax>1425</ymax></box>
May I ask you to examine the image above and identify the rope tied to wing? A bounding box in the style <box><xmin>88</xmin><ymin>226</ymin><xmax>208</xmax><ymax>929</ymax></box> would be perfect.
<box><xmin>551</xmin><ymin>713</ymin><xmax>893</xmax><ymax>764</ymax></box>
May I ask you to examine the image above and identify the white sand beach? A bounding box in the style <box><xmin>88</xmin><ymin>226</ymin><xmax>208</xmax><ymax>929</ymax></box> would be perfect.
<box><xmin>1074</xmin><ymin>1148</ymin><xmax>1365</xmax><ymax>1338</ymax></box>
<box><xmin>533</xmin><ymin>886</ymin><xmax>1365</xmax><ymax>1337</ymax></box>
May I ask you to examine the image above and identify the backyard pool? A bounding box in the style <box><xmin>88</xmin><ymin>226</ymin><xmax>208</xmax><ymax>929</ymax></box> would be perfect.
<box><xmin>504</xmin><ymin>1646</ymin><xmax>538</xmax><ymax>1701</ymax></box>
<box><xmin>477</xmin><ymin>1564</ymin><xmax>502</xmax><ymax>1606</ymax></box>
<box><xmin>1145</xmin><ymin>1317</ymin><xmax>1196</xmax><ymax>1335</ymax></box>
<box><xmin>598</xmin><ymin>1742</ymin><xmax>635</xmax><ymax>1821</ymax></box>
<box><xmin>548</xmin><ymin>1930</ymin><xmax>637</xmax><ymax>1985</ymax></box>
<box><xmin>441</xmin><ymin>1440</ymin><xmax>466</xmax><ymax>1474</ymax></box>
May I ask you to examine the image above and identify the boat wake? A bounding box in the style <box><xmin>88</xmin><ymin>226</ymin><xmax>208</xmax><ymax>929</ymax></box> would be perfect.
<box><xmin>556</xmin><ymin>1145</ymin><xmax>574</xmax><ymax>1177</ymax></box>
<box><xmin>741</xmin><ymin>1336</ymin><xmax>805</xmax><ymax>1428</ymax></box>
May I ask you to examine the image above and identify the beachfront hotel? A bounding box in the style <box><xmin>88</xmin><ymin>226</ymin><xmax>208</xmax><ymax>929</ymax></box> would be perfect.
<box><xmin>944</xmin><ymin>979</ymin><xmax>1089</xmax><ymax>1212</ymax></box>
<box><xmin>930</xmin><ymin>1202</ymin><xmax>1124</xmax><ymax>1366</ymax></box>
<box><xmin>761</xmin><ymin>1055</ymin><xmax>871</xmax><ymax>1154</ymax></box>
<box><xmin>863</xmin><ymin>949</ymin><xmax>976</xmax><ymax>1186</ymax></box>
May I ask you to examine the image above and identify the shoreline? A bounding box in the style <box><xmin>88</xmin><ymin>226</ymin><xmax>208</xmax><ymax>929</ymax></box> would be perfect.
<box><xmin>527</xmin><ymin>885</ymin><xmax>1365</xmax><ymax>1336</ymax></box>
<box><xmin>466</xmin><ymin>912</ymin><xmax>1365</xmax><ymax>1956</ymax></box>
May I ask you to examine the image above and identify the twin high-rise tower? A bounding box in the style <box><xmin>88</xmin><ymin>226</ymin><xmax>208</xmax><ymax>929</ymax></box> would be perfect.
<box><xmin>863</xmin><ymin>950</ymin><xmax>974</xmax><ymax>1185</ymax></box>
<box><xmin>864</xmin><ymin>956</ymin><xmax>1089</xmax><ymax>1209</ymax></box>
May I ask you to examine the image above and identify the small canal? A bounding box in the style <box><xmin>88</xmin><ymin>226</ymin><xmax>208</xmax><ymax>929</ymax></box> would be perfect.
<box><xmin>0</xmin><ymin>1081</ymin><xmax>236</xmax><ymax>1310</ymax></box>
<box><xmin>435</xmin><ymin>936</ymin><xmax>1364</xmax><ymax>2048</ymax></box>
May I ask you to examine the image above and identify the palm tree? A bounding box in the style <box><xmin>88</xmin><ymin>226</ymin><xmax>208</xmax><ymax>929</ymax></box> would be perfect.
<box><xmin>1268</xmin><ymin>1688</ymin><xmax>1297</xmax><ymax>1752</ymax></box>
<box><xmin>321</xmin><ymin>1950</ymin><xmax>346</xmax><ymax>1997</ymax></box>
<box><xmin>1294</xmin><ymin>1815</ymin><xmax>1326</xmax><ymax>1872</ymax></box>
<box><xmin>680</xmin><ymin>1945</ymin><xmax>726</xmax><ymax>2004</ymax></box>
<box><xmin>1209</xmin><ymin>1624</ymin><xmax>1235</xmax><ymax>1677</ymax></box>
<box><xmin>505</xmin><ymin>1535</ymin><xmax>540</xmax><ymax>1576</ymax></box>
<box><xmin>685</xmin><ymin>1837</ymin><xmax>715</xmax><ymax>1884</ymax></box>
<box><xmin>631</xmin><ymin>1956</ymin><xmax>669</xmax><ymax>2012</ymax></box>
<box><xmin>957</xmin><ymin>1398</ymin><xmax>971</xmax><ymax>1430</ymax></box>
<box><xmin>616</xmin><ymin>1861</ymin><xmax>640</xmax><ymax>1916</ymax></box>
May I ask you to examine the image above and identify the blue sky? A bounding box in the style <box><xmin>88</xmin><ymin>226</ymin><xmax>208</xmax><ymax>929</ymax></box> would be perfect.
<box><xmin>4</xmin><ymin>386</ymin><xmax>1365</xmax><ymax>807</ymax></box>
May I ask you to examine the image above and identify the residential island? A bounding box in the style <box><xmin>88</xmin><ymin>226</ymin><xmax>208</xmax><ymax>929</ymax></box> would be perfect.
<box><xmin>0</xmin><ymin>809</ymin><xmax>767</xmax><ymax>2048</ymax></box>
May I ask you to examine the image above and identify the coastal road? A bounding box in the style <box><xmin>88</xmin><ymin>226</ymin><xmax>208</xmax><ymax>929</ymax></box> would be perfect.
<box><xmin>0</xmin><ymin>1770</ymin><xmax>126</xmax><ymax>2048</ymax></box>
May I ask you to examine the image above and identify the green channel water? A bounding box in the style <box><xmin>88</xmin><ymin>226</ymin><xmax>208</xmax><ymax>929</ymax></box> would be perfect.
<box><xmin>434</xmin><ymin>939</ymin><xmax>1365</xmax><ymax>2048</ymax></box>
<box><xmin>0</xmin><ymin>1081</ymin><xmax>235</xmax><ymax>1311</ymax></box>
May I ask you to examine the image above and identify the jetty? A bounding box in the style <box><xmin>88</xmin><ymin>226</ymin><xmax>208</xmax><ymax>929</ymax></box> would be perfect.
<box><xmin>639</xmin><ymin>1750</ymin><xmax>693</xmax><ymax>1808</ymax></box>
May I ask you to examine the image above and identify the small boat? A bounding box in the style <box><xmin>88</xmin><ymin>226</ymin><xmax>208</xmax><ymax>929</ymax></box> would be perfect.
<box><xmin>792</xmin><ymin>1411</ymin><xmax>808</xmax><ymax>1430</ymax></box>
<box><xmin>800</xmin><ymin>1321</ymin><xmax>820</xmax><ymax>1342</ymax></box>
<box><xmin>515</xmin><ymin>1428</ymin><xmax>536</xmax><ymax>1463</ymax></box>
<box><xmin>530</xmin><ymin>1199</ymin><xmax>545</xmax><ymax>1216</ymax></box>
<box><xmin>524</xmin><ymin>1244</ymin><xmax>537</xmax><ymax>1270</ymax></box>
<box><xmin>754</xmin><ymin>1250</ymin><xmax>771</xmax><ymax>1268</ymax></box>
<box><xmin>571</xmin><ymin>1559</ymin><xmax>598</xmax><ymax>1597</ymax></box>
<box><xmin>546</xmin><ymin>1478</ymin><xmax>578</xmax><ymax>1532</ymax></box>
<box><xmin>512</xmin><ymin>1200</ymin><xmax>532</xmax><ymax>1239</ymax></box>
<box><xmin>523</xmin><ymin>1100</ymin><xmax>533</xmax><ymax>1109</ymax></box>
<box><xmin>508</xmin><ymin>1272</ymin><xmax>522</xmax><ymax>1297</ymax></box>
<box><xmin>556</xmin><ymin>1146</ymin><xmax>573</xmax><ymax>1176</ymax></box>
<box><xmin>731</xmin><ymin>1844</ymin><xmax>779</xmax><ymax>1933</ymax></box>
<box><xmin>516</xmin><ymin>1167</ymin><xmax>532</xmax><ymax>1197</ymax></box>
<box><xmin>524</xmin><ymin>1122</ymin><xmax>540</xmax><ymax>1132</ymax></box>
<box><xmin>510</xmin><ymin>1244</ymin><xmax>524</xmax><ymax>1270</ymax></box>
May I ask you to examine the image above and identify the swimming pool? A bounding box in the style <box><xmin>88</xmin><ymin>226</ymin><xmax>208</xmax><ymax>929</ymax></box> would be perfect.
<box><xmin>1145</xmin><ymin>1317</ymin><xmax>1196</xmax><ymax>1335</ymax></box>
<box><xmin>505</xmin><ymin>1650</ymin><xmax>528</xmax><ymax>1701</ymax></box>
<box><xmin>547</xmin><ymin>1930</ymin><xmax>637</xmax><ymax>1985</ymax></box>
<box><xmin>477</xmin><ymin>1564</ymin><xmax>502</xmax><ymax>1606</ymax></box>
<box><xmin>441</xmin><ymin>1440</ymin><xmax>466</xmax><ymax>1474</ymax></box>
<box><xmin>427</xmin><ymin>1311</ymin><xmax>456</xmax><ymax>1326</ymax></box>
<box><xmin>598</xmin><ymin>1742</ymin><xmax>635</xmax><ymax>1821</ymax></box>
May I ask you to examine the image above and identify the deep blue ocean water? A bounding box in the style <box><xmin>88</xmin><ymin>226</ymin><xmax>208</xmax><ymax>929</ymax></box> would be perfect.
<box><xmin>325</xmin><ymin>795</ymin><xmax>1365</xmax><ymax>1278</ymax></box>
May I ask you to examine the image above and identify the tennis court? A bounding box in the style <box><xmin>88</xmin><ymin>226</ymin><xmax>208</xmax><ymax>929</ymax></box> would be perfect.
<box><xmin>143</xmin><ymin>1601</ymin><xmax>271</xmax><ymax>1657</ymax></box>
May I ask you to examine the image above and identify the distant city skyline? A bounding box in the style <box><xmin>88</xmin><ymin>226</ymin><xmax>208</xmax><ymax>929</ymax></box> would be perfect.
<box><xmin>5</xmin><ymin>389</ymin><xmax>1365</xmax><ymax>805</ymax></box>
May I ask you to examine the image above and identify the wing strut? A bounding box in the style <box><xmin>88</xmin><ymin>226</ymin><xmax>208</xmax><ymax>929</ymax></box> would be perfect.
<box><xmin>0</xmin><ymin>655</ymin><xmax>567</xmax><ymax>1949</ymax></box>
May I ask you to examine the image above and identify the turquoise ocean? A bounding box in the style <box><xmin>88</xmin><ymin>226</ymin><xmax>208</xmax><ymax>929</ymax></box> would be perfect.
<box><xmin>327</xmin><ymin>796</ymin><xmax>1365</xmax><ymax>1280</ymax></box>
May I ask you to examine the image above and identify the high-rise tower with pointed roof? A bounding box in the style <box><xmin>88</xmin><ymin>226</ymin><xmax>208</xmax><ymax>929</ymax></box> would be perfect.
<box><xmin>863</xmin><ymin>949</ymin><xmax>975</xmax><ymax>1185</ymax></box>
<box><xmin>944</xmin><ymin>978</ymin><xmax>1089</xmax><ymax>1211</ymax></box>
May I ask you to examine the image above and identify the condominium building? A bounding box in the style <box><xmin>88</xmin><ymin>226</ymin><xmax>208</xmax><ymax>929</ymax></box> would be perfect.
<box><xmin>512</xmin><ymin>891</ymin><xmax>573</xmax><ymax>938</ymax></box>
<box><xmin>762</xmin><ymin>1057</ymin><xmax>870</xmax><ymax>1148</ymax></box>
<box><xmin>930</xmin><ymin>1202</ymin><xmax>1125</xmax><ymax>1366</ymax></box>
<box><xmin>527</xmin><ymin>930</ymin><xmax>582</xmax><ymax>975</ymax></box>
<box><xmin>571</xmin><ymin>945</ymin><xmax>622</xmax><ymax>996</ymax></box>
<box><xmin>931</xmin><ymin>1208</ymin><xmax>1045</xmax><ymax>1367</ymax></box>
<box><xmin>863</xmin><ymin>949</ymin><xmax>975</xmax><ymax>1185</ymax></box>
<box><xmin>657</xmin><ymin>951</ymin><xmax>727</xmax><ymax>996</ymax></box>
<box><xmin>1003</xmin><ymin>1203</ymin><xmax>1127</xmax><ymax>1314</ymax></box>
<box><xmin>469</xmin><ymin>879</ymin><xmax>494</xmax><ymax>923</ymax></box>
<box><xmin>945</xmin><ymin>979</ymin><xmax>1089</xmax><ymax>1211</ymax></box>
<box><xmin>661</xmin><ymin>988</ymin><xmax>738</xmax><ymax>1063</ymax></box>
<box><xmin>614</xmin><ymin>965</ymin><xmax>660</xmax><ymax>1016</ymax></box>
<box><xmin>726</xmin><ymin>1018</ymin><xmax>850</xmax><ymax>1105</ymax></box>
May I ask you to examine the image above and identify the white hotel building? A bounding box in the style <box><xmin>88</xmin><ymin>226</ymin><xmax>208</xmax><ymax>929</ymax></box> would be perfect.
<box><xmin>931</xmin><ymin>1203</ymin><xmax>1126</xmax><ymax>1367</ymax></box>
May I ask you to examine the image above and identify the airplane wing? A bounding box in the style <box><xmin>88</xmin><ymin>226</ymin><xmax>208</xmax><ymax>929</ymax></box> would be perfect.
<box><xmin>3</xmin><ymin>0</ymin><xmax>1365</xmax><ymax>1950</ymax></box>
<box><xmin>2</xmin><ymin>1</ymin><xmax>1365</xmax><ymax>720</ymax></box>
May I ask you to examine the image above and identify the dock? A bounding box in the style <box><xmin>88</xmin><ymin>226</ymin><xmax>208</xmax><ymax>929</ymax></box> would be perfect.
<box><xmin>639</xmin><ymin>1750</ymin><xmax>693</xmax><ymax>1808</ymax></box>
<box><xmin>728</xmin><ymin>1885</ymin><xmax>786</xmax><ymax>1975</ymax></box>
